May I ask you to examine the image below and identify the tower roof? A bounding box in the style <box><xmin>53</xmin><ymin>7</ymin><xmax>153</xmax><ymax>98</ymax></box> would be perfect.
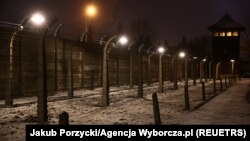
<box><xmin>208</xmin><ymin>14</ymin><xmax>245</xmax><ymax>31</ymax></box>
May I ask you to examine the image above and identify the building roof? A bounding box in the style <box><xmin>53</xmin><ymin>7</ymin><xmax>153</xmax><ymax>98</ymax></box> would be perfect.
<box><xmin>208</xmin><ymin>14</ymin><xmax>245</xmax><ymax>31</ymax></box>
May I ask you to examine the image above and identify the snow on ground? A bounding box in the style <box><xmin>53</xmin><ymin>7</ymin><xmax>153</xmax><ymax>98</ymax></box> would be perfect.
<box><xmin>0</xmin><ymin>79</ymin><xmax>249</xmax><ymax>141</ymax></box>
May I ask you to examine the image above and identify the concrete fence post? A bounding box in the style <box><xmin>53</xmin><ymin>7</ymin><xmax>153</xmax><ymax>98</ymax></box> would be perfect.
<box><xmin>152</xmin><ymin>93</ymin><xmax>161</xmax><ymax>125</ymax></box>
<box><xmin>220</xmin><ymin>78</ymin><xmax>223</xmax><ymax>91</ymax></box>
<box><xmin>213</xmin><ymin>78</ymin><xmax>216</xmax><ymax>94</ymax></box>
<box><xmin>202</xmin><ymin>82</ymin><xmax>206</xmax><ymax>100</ymax></box>
<box><xmin>59</xmin><ymin>111</ymin><xmax>69</xmax><ymax>125</ymax></box>
<box><xmin>225</xmin><ymin>77</ymin><xmax>227</xmax><ymax>88</ymax></box>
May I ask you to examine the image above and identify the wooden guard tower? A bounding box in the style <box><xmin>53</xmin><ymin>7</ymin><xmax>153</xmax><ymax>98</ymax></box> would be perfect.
<box><xmin>208</xmin><ymin>14</ymin><xmax>245</xmax><ymax>76</ymax></box>
<box><xmin>208</xmin><ymin>14</ymin><xmax>245</xmax><ymax>62</ymax></box>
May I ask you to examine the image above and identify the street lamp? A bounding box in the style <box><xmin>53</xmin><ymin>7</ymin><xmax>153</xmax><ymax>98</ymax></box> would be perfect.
<box><xmin>147</xmin><ymin>48</ymin><xmax>154</xmax><ymax>86</ymax></box>
<box><xmin>203</xmin><ymin>58</ymin><xmax>208</xmax><ymax>82</ymax></box>
<box><xmin>200</xmin><ymin>57</ymin><xmax>207</xmax><ymax>83</ymax></box>
<box><xmin>138</xmin><ymin>44</ymin><xmax>145</xmax><ymax>98</ymax></box>
<box><xmin>84</xmin><ymin>4</ymin><xmax>97</xmax><ymax>42</ymax></box>
<box><xmin>53</xmin><ymin>24</ymin><xmax>63</xmax><ymax>92</ymax></box>
<box><xmin>230</xmin><ymin>59</ymin><xmax>235</xmax><ymax>76</ymax></box>
<box><xmin>192</xmin><ymin>56</ymin><xmax>198</xmax><ymax>85</ymax></box>
<box><xmin>158</xmin><ymin>47</ymin><xmax>165</xmax><ymax>54</ymax></box>
<box><xmin>208</xmin><ymin>60</ymin><xmax>213</xmax><ymax>81</ymax></box>
<box><xmin>215</xmin><ymin>62</ymin><xmax>222</xmax><ymax>79</ymax></box>
<box><xmin>102</xmin><ymin>35</ymin><xmax>129</xmax><ymax>106</ymax></box>
<box><xmin>193</xmin><ymin>56</ymin><xmax>198</xmax><ymax>60</ymax></box>
<box><xmin>86</xmin><ymin>4</ymin><xmax>97</xmax><ymax>17</ymax></box>
<box><xmin>158</xmin><ymin>47</ymin><xmax>166</xmax><ymax>93</ymax></box>
<box><xmin>7</xmin><ymin>12</ymin><xmax>46</xmax><ymax>106</ymax></box>
<box><xmin>179</xmin><ymin>52</ymin><xmax>186</xmax><ymax>58</ymax></box>
<box><xmin>179</xmin><ymin>51</ymin><xmax>190</xmax><ymax>110</ymax></box>
<box><xmin>118</xmin><ymin>36</ymin><xmax>128</xmax><ymax>45</ymax></box>
<box><xmin>172</xmin><ymin>55</ymin><xmax>178</xmax><ymax>89</ymax></box>
<box><xmin>178</xmin><ymin>52</ymin><xmax>186</xmax><ymax>79</ymax></box>
<box><xmin>179</xmin><ymin>52</ymin><xmax>186</xmax><ymax>82</ymax></box>
<box><xmin>30</xmin><ymin>13</ymin><xmax>46</xmax><ymax>26</ymax></box>
<box><xmin>128</xmin><ymin>41</ymin><xmax>135</xmax><ymax>88</ymax></box>
<box><xmin>36</xmin><ymin>16</ymin><xmax>58</xmax><ymax>123</ymax></box>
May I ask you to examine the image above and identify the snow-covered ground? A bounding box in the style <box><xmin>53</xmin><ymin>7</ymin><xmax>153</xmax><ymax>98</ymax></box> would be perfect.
<box><xmin>0</xmin><ymin>79</ymin><xmax>249</xmax><ymax>141</ymax></box>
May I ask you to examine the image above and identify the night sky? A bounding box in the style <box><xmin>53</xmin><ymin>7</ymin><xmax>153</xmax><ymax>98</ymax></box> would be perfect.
<box><xmin>1</xmin><ymin>0</ymin><xmax>249</xmax><ymax>45</ymax></box>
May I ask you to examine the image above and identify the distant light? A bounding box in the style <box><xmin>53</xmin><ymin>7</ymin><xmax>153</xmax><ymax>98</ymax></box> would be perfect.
<box><xmin>20</xmin><ymin>25</ymin><xmax>24</xmax><ymax>30</ymax></box>
<box><xmin>30</xmin><ymin>13</ymin><xmax>45</xmax><ymax>26</ymax></box>
<box><xmin>230</xmin><ymin>59</ymin><xmax>235</xmax><ymax>63</ymax></box>
<box><xmin>203</xmin><ymin>59</ymin><xmax>207</xmax><ymax>62</ymax></box>
<box><xmin>118</xmin><ymin>36</ymin><xmax>128</xmax><ymax>45</ymax></box>
<box><xmin>179</xmin><ymin>52</ymin><xmax>186</xmax><ymax>58</ymax></box>
<box><xmin>193</xmin><ymin>56</ymin><xmax>198</xmax><ymax>60</ymax></box>
<box><xmin>158</xmin><ymin>47</ymin><xmax>165</xmax><ymax>54</ymax></box>
<box><xmin>86</xmin><ymin>4</ymin><xmax>97</xmax><ymax>17</ymax></box>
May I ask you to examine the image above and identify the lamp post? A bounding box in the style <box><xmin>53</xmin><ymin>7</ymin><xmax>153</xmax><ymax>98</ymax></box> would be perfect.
<box><xmin>170</xmin><ymin>57</ymin><xmax>174</xmax><ymax>82</ymax></box>
<box><xmin>200</xmin><ymin>58</ymin><xmax>207</xmax><ymax>83</ymax></box>
<box><xmin>179</xmin><ymin>51</ymin><xmax>190</xmax><ymax>110</ymax></box>
<box><xmin>102</xmin><ymin>35</ymin><xmax>128</xmax><ymax>106</ymax></box>
<box><xmin>68</xmin><ymin>33</ymin><xmax>88</xmax><ymax>97</ymax></box>
<box><xmin>138</xmin><ymin>44</ymin><xmax>145</xmax><ymax>98</ymax></box>
<box><xmin>147</xmin><ymin>47</ymin><xmax>154</xmax><ymax>86</ymax></box>
<box><xmin>193</xmin><ymin>56</ymin><xmax>198</xmax><ymax>85</ymax></box>
<box><xmin>172</xmin><ymin>56</ymin><xmax>178</xmax><ymax>89</ymax></box>
<box><xmin>6</xmin><ymin>12</ymin><xmax>46</xmax><ymax>106</ymax></box>
<box><xmin>231</xmin><ymin>59</ymin><xmax>235</xmax><ymax>76</ymax></box>
<box><xmin>203</xmin><ymin>59</ymin><xmax>208</xmax><ymax>82</ymax></box>
<box><xmin>208</xmin><ymin>60</ymin><xmax>213</xmax><ymax>81</ymax></box>
<box><xmin>158</xmin><ymin>47</ymin><xmax>166</xmax><ymax>93</ymax></box>
<box><xmin>99</xmin><ymin>35</ymin><xmax>108</xmax><ymax>87</ymax></box>
<box><xmin>20</xmin><ymin>13</ymin><xmax>58</xmax><ymax>123</ymax></box>
<box><xmin>128</xmin><ymin>41</ymin><xmax>135</xmax><ymax>88</ymax></box>
<box><xmin>53</xmin><ymin>24</ymin><xmax>63</xmax><ymax>92</ymax></box>
<box><xmin>84</xmin><ymin>4</ymin><xmax>97</xmax><ymax>42</ymax></box>
<box><xmin>37</xmin><ymin>17</ymin><xmax>58</xmax><ymax>123</ymax></box>
<box><xmin>147</xmin><ymin>52</ymin><xmax>154</xmax><ymax>86</ymax></box>
<box><xmin>179</xmin><ymin>51</ymin><xmax>186</xmax><ymax>81</ymax></box>
<box><xmin>80</xmin><ymin>32</ymin><xmax>90</xmax><ymax>88</ymax></box>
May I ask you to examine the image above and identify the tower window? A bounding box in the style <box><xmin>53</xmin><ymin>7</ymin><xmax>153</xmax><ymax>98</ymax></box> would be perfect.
<box><xmin>219</xmin><ymin>32</ymin><xmax>225</xmax><ymax>37</ymax></box>
<box><xmin>233</xmin><ymin>32</ymin><xmax>238</xmax><ymax>37</ymax></box>
<box><xmin>226</xmin><ymin>32</ymin><xmax>232</xmax><ymax>37</ymax></box>
<box><xmin>214</xmin><ymin>32</ymin><xmax>219</xmax><ymax>37</ymax></box>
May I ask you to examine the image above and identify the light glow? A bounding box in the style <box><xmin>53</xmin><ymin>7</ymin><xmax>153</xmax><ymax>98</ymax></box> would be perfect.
<box><xmin>226</xmin><ymin>32</ymin><xmax>232</xmax><ymax>37</ymax></box>
<box><xmin>158</xmin><ymin>47</ymin><xmax>165</xmax><ymax>53</ymax></box>
<box><xmin>179</xmin><ymin>52</ymin><xmax>186</xmax><ymax>58</ymax></box>
<box><xmin>219</xmin><ymin>32</ymin><xmax>225</xmax><ymax>37</ymax></box>
<box><xmin>118</xmin><ymin>36</ymin><xmax>128</xmax><ymax>45</ymax></box>
<box><xmin>86</xmin><ymin>5</ymin><xmax>97</xmax><ymax>17</ymax></box>
<box><xmin>30</xmin><ymin>13</ymin><xmax>45</xmax><ymax>26</ymax></box>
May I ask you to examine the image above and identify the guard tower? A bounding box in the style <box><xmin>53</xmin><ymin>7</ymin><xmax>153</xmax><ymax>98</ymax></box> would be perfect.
<box><xmin>208</xmin><ymin>14</ymin><xmax>245</xmax><ymax>62</ymax></box>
